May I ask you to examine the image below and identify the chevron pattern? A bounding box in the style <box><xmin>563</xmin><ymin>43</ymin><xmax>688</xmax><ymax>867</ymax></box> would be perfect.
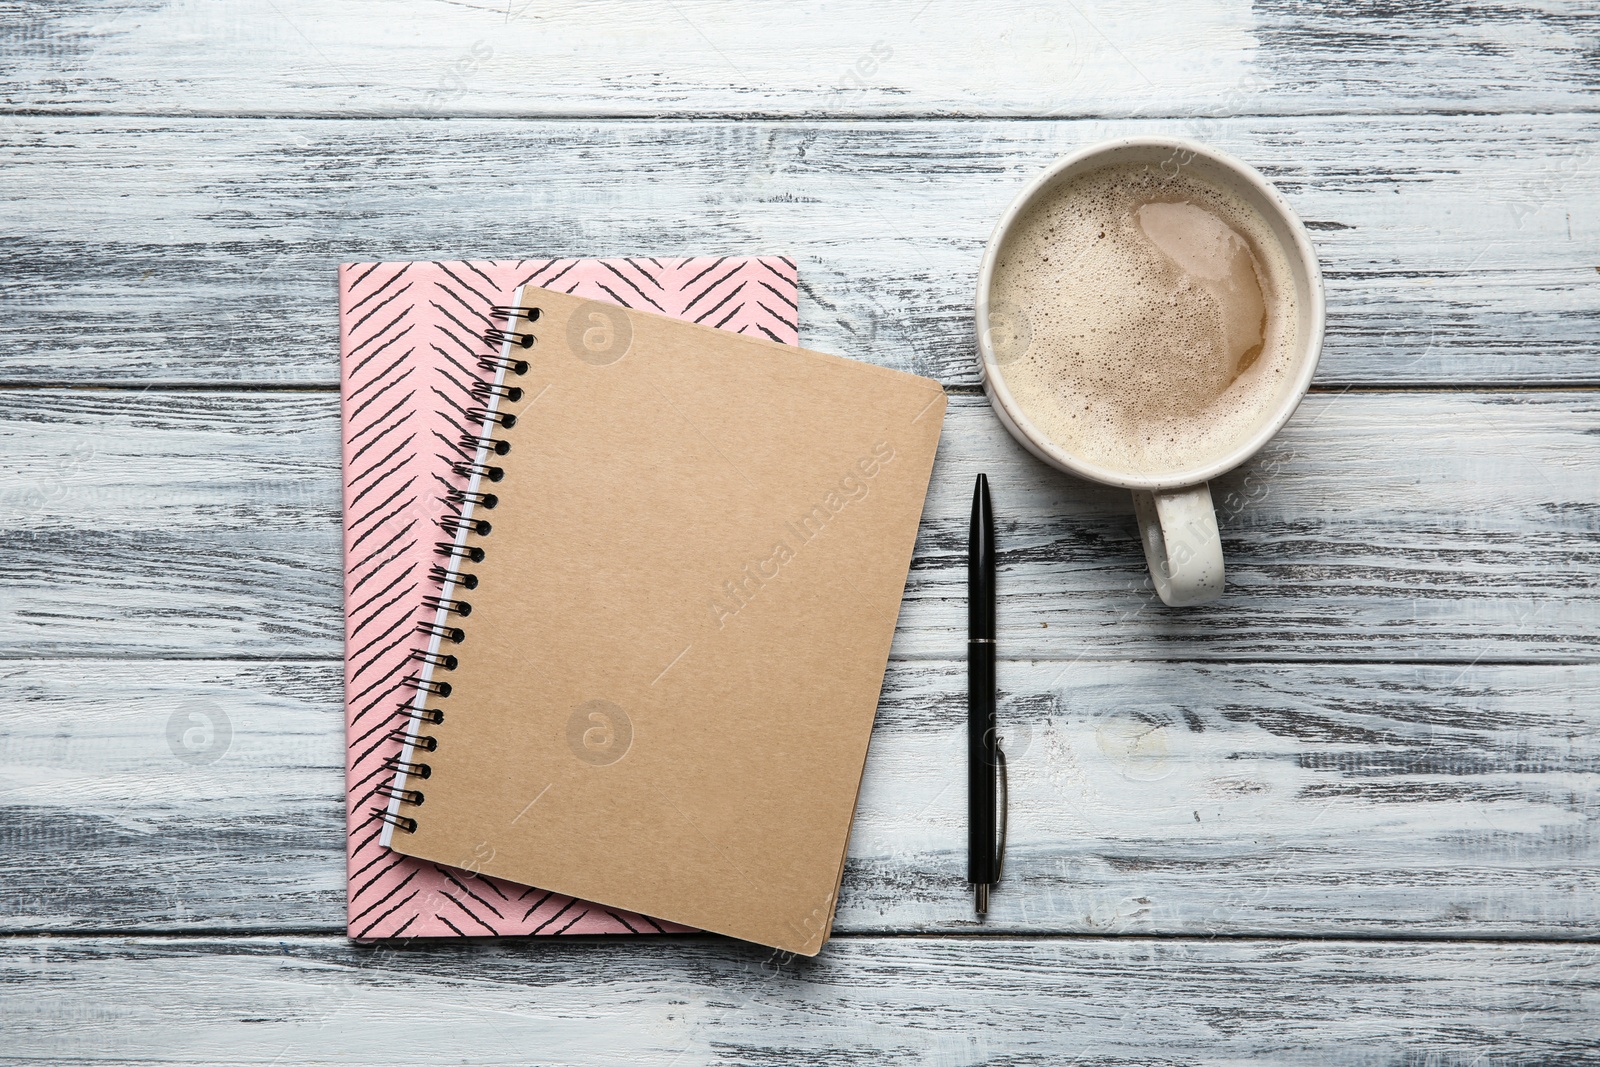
<box><xmin>340</xmin><ymin>257</ymin><xmax>800</xmax><ymax>939</ymax></box>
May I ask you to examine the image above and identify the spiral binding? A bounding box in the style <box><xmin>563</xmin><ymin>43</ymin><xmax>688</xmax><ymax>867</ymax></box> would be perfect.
<box><xmin>489</xmin><ymin>304</ymin><xmax>542</xmax><ymax>322</ymax></box>
<box><xmin>446</xmin><ymin>487</ymin><xmax>497</xmax><ymax>510</ymax></box>
<box><xmin>384</xmin><ymin>756</ymin><xmax>432</xmax><ymax>779</ymax></box>
<box><xmin>377</xmin><ymin>782</ymin><xmax>425</xmax><ymax>803</ymax></box>
<box><xmin>434</xmin><ymin>541</ymin><xmax>485</xmax><ymax>563</ymax></box>
<box><xmin>478</xmin><ymin>353</ymin><xmax>530</xmax><ymax>376</ymax></box>
<box><xmin>467</xmin><ymin>407</ymin><xmax>517</xmax><ymax>429</ymax></box>
<box><xmin>472</xmin><ymin>381</ymin><xmax>523</xmax><ymax>403</ymax></box>
<box><xmin>414</xmin><ymin>619</ymin><xmax>464</xmax><ymax>643</ymax></box>
<box><xmin>438</xmin><ymin>515</ymin><xmax>490</xmax><ymax>539</ymax></box>
<box><xmin>484</xmin><ymin>327</ymin><xmax>536</xmax><ymax>349</ymax></box>
<box><xmin>374</xmin><ymin>810</ymin><xmax>417</xmax><ymax>834</ymax></box>
<box><xmin>395</xmin><ymin>701</ymin><xmax>446</xmax><ymax>724</ymax></box>
<box><xmin>388</xmin><ymin>729</ymin><xmax>437</xmax><ymax>752</ymax></box>
<box><xmin>378</xmin><ymin>292</ymin><xmax>539</xmax><ymax>841</ymax></box>
<box><xmin>428</xmin><ymin>562</ymin><xmax>476</xmax><ymax>590</ymax></box>
<box><xmin>409</xmin><ymin>648</ymin><xmax>458</xmax><ymax>671</ymax></box>
<box><xmin>460</xmin><ymin>433</ymin><xmax>511</xmax><ymax>455</ymax></box>
<box><xmin>404</xmin><ymin>672</ymin><xmax>452</xmax><ymax>696</ymax></box>
<box><xmin>452</xmin><ymin>459</ymin><xmax>503</xmax><ymax>483</ymax></box>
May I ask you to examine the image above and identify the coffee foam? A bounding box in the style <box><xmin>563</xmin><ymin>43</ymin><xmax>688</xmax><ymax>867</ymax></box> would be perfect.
<box><xmin>989</xmin><ymin>162</ymin><xmax>1298</xmax><ymax>478</ymax></box>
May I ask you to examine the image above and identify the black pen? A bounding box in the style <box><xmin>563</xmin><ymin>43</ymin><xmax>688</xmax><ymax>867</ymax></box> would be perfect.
<box><xmin>968</xmin><ymin>473</ymin><xmax>1002</xmax><ymax>916</ymax></box>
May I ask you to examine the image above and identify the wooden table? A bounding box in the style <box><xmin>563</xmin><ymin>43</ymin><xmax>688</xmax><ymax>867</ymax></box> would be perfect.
<box><xmin>3</xmin><ymin>3</ymin><xmax>1597</xmax><ymax>1063</ymax></box>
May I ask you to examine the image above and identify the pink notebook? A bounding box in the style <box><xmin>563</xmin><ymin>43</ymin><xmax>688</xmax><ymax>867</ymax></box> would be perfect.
<box><xmin>340</xmin><ymin>257</ymin><xmax>799</xmax><ymax>938</ymax></box>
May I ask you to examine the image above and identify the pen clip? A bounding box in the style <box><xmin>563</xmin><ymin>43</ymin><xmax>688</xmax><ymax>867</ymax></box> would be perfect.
<box><xmin>994</xmin><ymin>742</ymin><xmax>1008</xmax><ymax>883</ymax></box>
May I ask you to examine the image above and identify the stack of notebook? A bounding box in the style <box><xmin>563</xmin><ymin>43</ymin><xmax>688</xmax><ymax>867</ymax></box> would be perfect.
<box><xmin>340</xmin><ymin>257</ymin><xmax>945</xmax><ymax>954</ymax></box>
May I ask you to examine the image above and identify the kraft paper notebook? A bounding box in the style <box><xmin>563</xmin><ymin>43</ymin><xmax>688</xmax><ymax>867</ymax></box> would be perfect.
<box><xmin>340</xmin><ymin>257</ymin><xmax>799</xmax><ymax>939</ymax></box>
<box><xmin>378</xmin><ymin>285</ymin><xmax>947</xmax><ymax>955</ymax></box>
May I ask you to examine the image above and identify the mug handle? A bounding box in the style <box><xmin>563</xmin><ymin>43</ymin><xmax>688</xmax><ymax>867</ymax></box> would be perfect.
<box><xmin>1131</xmin><ymin>483</ymin><xmax>1225</xmax><ymax>606</ymax></box>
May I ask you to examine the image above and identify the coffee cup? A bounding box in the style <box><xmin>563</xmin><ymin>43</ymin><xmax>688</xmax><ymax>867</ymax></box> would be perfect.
<box><xmin>976</xmin><ymin>137</ymin><xmax>1325</xmax><ymax>606</ymax></box>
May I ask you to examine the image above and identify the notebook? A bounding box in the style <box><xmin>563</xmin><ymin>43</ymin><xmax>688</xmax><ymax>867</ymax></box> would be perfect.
<box><xmin>341</xmin><ymin>257</ymin><xmax>799</xmax><ymax>939</ymax></box>
<box><xmin>379</xmin><ymin>284</ymin><xmax>947</xmax><ymax>955</ymax></box>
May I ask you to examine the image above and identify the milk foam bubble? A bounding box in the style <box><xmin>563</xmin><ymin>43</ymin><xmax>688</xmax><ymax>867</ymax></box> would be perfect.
<box><xmin>990</xmin><ymin>162</ymin><xmax>1297</xmax><ymax>478</ymax></box>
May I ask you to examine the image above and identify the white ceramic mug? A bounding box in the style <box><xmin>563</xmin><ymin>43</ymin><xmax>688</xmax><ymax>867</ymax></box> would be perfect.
<box><xmin>975</xmin><ymin>137</ymin><xmax>1326</xmax><ymax>606</ymax></box>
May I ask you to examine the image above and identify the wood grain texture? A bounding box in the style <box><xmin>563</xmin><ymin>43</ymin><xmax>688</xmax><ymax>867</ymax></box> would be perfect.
<box><xmin>1</xmin><ymin>0</ymin><xmax>1596</xmax><ymax>118</ymax></box>
<box><xmin>3</xmin><ymin>389</ymin><xmax>1596</xmax><ymax>662</ymax></box>
<box><xmin>5</xmin><ymin>2</ymin><xmax>1599</xmax><ymax>1053</ymax></box>
<box><xmin>2</xmin><ymin>935</ymin><xmax>1596</xmax><ymax>1066</ymax></box>
<box><xmin>4</xmin><ymin>657</ymin><xmax>1595</xmax><ymax>936</ymax></box>
<box><xmin>1</xmin><ymin>116</ymin><xmax>1596</xmax><ymax>387</ymax></box>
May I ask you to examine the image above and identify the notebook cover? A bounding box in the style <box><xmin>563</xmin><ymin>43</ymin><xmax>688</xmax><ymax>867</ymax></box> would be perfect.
<box><xmin>340</xmin><ymin>257</ymin><xmax>799</xmax><ymax>939</ymax></box>
<box><xmin>382</xmin><ymin>284</ymin><xmax>947</xmax><ymax>955</ymax></box>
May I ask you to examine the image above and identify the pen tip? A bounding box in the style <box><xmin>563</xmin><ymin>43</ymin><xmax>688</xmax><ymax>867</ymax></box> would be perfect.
<box><xmin>975</xmin><ymin>883</ymin><xmax>989</xmax><ymax>916</ymax></box>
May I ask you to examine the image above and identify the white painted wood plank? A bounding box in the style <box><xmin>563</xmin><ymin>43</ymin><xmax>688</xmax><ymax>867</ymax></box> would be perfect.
<box><xmin>1</xmin><ymin>116</ymin><xmax>1596</xmax><ymax>386</ymax></box>
<box><xmin>0</xmin><ymin>661</ymin><xmax>343</xmax><ymax>930</ymax></box>
<box><xmin>2</xmin><ymin>390</ymin><xmax>1596</xmax><ymax>662</ymax></box>
<box><xmin>2</xmin><ymin>935</ymin><xmax>1595</xmax><ymax>1065</ymax></box>
<box><xmin>3</xmin><ymin>658</ymin><xmax>1595</xmax><ymax>935</ymax></box>
<box><xmin>2</xmin><ymin>1</ymin><xmax>1596</xmax><ymax>118</ymax></box>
